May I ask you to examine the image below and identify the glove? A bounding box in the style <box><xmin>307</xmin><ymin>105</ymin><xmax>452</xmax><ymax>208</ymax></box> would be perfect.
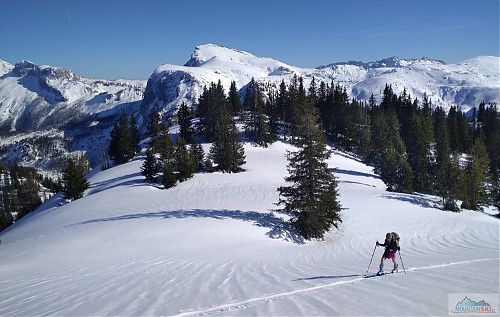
<box><xmin>397</xmin><ymin>246</ymin><xmax>400</xmax><ymax>251</ymax></box>
<box><xmin>376</xmin><ymin>241</ymin><xmax>380</xmax><ymax>246</ymax></box>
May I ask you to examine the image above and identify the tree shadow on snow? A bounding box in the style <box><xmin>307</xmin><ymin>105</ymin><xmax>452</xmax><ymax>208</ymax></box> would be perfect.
<box><xmin>292</xmin><ymin>274</ymin><xmax>362</xmax><ymax>281</ymax></box>
<box><xmin>86</xmin><ymin>172</ymin><xmax>145</xmax><ymax>195</ymax></box>
<box><xmin>329</xmin><ymin>168</ymin><xmax>380</xmax><ymax>180</ymax></box>
<box><xmin>69</xmin><ymin>209</ymin><xmax>305</xmax><ymax>244</ymax></box>
<box><xmin>382</xmin><ymin>192</ymin><xmax>440</xmax><ymax>209</ymax></box>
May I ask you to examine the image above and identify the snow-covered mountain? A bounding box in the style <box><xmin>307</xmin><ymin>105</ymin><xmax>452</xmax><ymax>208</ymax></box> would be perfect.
<box><xmin>0</xmin><ymin>136</ymin><xmax>497</xmax><ymax>315</ymax></box>
<box><xmin>143</xmin><ymin>44</ymin><xmax>499</xmax><ymax>115</ymax></box>
<box><xmin>0</xmin><ymin>59</ymin><xmax>145</xmax><ymax>132</ymax></box>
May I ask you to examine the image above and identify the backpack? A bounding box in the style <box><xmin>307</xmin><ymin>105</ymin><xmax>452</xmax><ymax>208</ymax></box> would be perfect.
<box><xmin>391</xmin><ymin>232</ymin><xmax>400</xmax><ymax>248</ymax></box>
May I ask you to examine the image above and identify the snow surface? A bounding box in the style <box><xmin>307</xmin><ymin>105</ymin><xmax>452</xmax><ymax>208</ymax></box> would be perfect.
<box><xmin>144</xmin><ymin>44</ymin><xmax>500</xmax><ymax>115</ymax></box>
<box><xmin>0</xmin><ymin>140</ymin><xmax>498</xmax><ymax>316</ymax></box>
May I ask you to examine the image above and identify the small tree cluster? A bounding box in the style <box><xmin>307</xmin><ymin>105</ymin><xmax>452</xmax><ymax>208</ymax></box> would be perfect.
<box><xmin>108</xmin><ymin>115</ymin><xmax>141</xmax><ymax>165</ymax></box>
<box><xmin>142</xmin><ymin>110</ymin><xmax>206</xmax><ymax>188</ymax></box>
<box><xmin>197</xmin><ymin>80</ymin><xmax>246</xmax><ymax>173</ymax></box>
<box><xmin>0</xmin><ymin>163</ymin><xmax>50</xmax><ymax>231</ymax></box>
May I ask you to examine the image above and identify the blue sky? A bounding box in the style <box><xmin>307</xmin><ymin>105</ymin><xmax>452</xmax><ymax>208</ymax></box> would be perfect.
<box><xmin>0</xmin><ymin>0</ymin><xmax>498</xmax><ymax>79</ymax></box>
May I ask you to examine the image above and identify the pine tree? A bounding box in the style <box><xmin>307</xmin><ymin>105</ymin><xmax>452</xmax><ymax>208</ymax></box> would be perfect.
<box><xmin>198</xmin><ymin>81</ymin><xmax>228</xmax><ymax>141</ymax></box>
<box><xmin>461</xmin><ymin>138</ymin><xmax>490</xmax><ymax>210</ymax></box>
<box><xmin>175</xmin><ymin>138</ymin><xmax>195</xmax><ymax>181</ymax></box>
<box><xmin>190</xmin><ymin>141</ymin><xmax>205</xmax><ymax>171</ymax></box>
<box><xmin>404</xmin><ymin>109</ymin><xmax>432</xmax><ymax>193</ymax></box>
<box><xmin>154</xmin><ymin>126</ymin><xmax>175</xmax><ymax>165</ymax></box>
<box><xmin>178</xmin><ymin>102</ymin><xmax>194</xmax><ymax>144</ymax></box>
<box><xmin>277</xmin><ymin>79</ymin><xmax>290</xmax><ymax>138</ymax></box>
<box><xmin>277</xmin><ymin>101</ymin><xmax>342</xmax><ymax>240</ymax></box>
<box><xmin>243</xmin><ymin>78</ymin><xmax>271</xmax><ymax>146</ymax></box>
<box><xmin>371</xmin><ymin>109</ymin><xmax>413</xmax><ymax>192</ymax></box>
<box><xmin>266</xmin><ymin>90</ymin><xmax>279</xmax><ymax>141</ymax></box>
<box><xmin>161</xmin><ymin>162</ymin><xmax>177</xmax><ymax>189</ymax></box>
<box><xmin>148</xmin><ymin>108</ymin><xmax>161</xmax><ymax>138</ymax></box>
<box><xmin>210</xmin><ymin>105</ymin><xmax>246</xmax><ymax>173</ymax></box>
<box><xmin>129</xmin><ymin>115</ymin><xmax>141</xmax><ymax>155</ymax></box>
<box><xmin>62</xmin><ymin>159</ymin><xmax>90</xmax><ymax>201</ymax></box>
<box><xmin>108</xmin><ymin>115</ymin><xmax>135</xmax><ymax>164</ymax></box>
<box><xmin>141</xmin><ymin>147</ymin><xmax>159</xmax><ymax>183</ymax></box>
<box><xmin>228</xmin><ymin>80</ymin><xmax>241</xmax><ymax>115</ymax></box>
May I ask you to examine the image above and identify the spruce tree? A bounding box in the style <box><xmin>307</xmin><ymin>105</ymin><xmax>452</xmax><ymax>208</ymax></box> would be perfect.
<box><xmin>266</xmin><ymin>91</ymin><xmax>279</xmax><ymax>141</ymax></box>
<box><xmin>243</xmin><ymin>78</ymin><xmax>271</xmax><ymax>146</ymax></box>
<box><xmin>371</xmin><ymin>109</ymin><xmax>413</xmax><ymax>192</ymax></box>
<box><xmin>228</xmin><ymin>80</ymin><xmax>241</xmax><ymax>115</ymax></box>
<box><xmin>277</xmin><ymin>79</ymin><xmax>290</xmax><ymax>138</ymax></box>
<box><xmin>141</xmin><ymin>147</ymin><xmax>159</xmax><ymax>183</ymax></box>
<box><xmin>108</xmin><ymin>115</ymin><xmax>135</xmax><ymax>164</ymax></box>
<box><xmin>432</xmin><ymin>107</ymin><xmax>459</xmax><ymax>211</ymax></box>
<box><xmin>129</xmin><ymin>115</ymin><xmax>141</xmax><ymax>155</ymax></box>
<box><xmin>161</xmin><ymin>162</ymin><xmax>177</xmax><ymax>189</ymax></box>
<box><xmin>210</xmin><ymin>106</ymin><xmax>246</xmax><ymax>173</ymax></box>
<box><xmin>154</xmin><ymin>126</ymin><xmax>175</xmax><ymax>165</ymax></box>
<box><xmin>62</xmin><ymin>159</ymin><xmax>90</xmax><ymax>201</ymax></box>
<box><xmin>277</xmin><ymin>101</ymin><xmax>342</xmax><ymax>240</ymax></box>
<box><xmin>461</xmin><ymin>138</ymin><xmax>490</xmax><ymax>210</ymax></box>
<box><xmin>178</xmin><ymin>102</ymin><xmax>194</xmax><ymax>144</ymax></box>
<box><xmin>148</xmin><ymin>108</ymin><xmax>161</xmax><ymax>138</ymax></box>
<box><xmin>190</xmin><ymin>141</ymin><xmax>205</xmax><ymax>172</ymax></box>
<box><xmin>175</xmin><ymin>137</ymin><xmax>195</xmax><ymax>181</ymax></box>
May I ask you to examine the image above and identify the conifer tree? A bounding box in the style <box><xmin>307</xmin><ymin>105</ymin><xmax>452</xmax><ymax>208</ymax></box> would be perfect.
<box><xmin>190</xmin><ymin>141</ymin><xmax>205</xmax><ymax>171</ymax></box>
<box><xmin>432</xmin><ymin>107</ymin><xmax>459</xmax><ymax>211</ymax></box>
<box><xmin>228</xmin><ymin>80</ymin><xmax>241</xmax><ymax>115</ymax></box>
<box><xmin>370</xmin><ymin>109</ymin><xmax>413</xmax><ymax>192</ymax></box>
<box><xmin>178</xmin><ymin>102</ymin><xmax>194</xmax><ymax>144</ymax></box>
<box><xmin>266</xmin><ymin>90</ymin><xmax>279</xmax><ymax>141</ymax></box>
<box><xmin>108</xmin><ymin>115</ymin><xmax>135</xmax><ymax>164</ymax></box>
<box><xmin>153</xmin><ymin>126</ymin><xmax>175</xmax><ymax>165</ymax></box>
<box><xmin>461</xmin><ymin>138</ymin><xmax>490</xmax><ymax>210</ymax></box>
<box><xmin>243</xmin><ymin>78</ymin><xmax>271</xmax><ymax>146</ymax></box>
<box><xmin>161</xmin><ymin>162</ymin><xmax>177</xmax><ymax>189</ymax></box>
<box><xmin>141</xmin><ymin>147</ymin><xmax>159</xmax><ymax>183</ymax></box>
<box><xmin>277</xmin><ymin>79</ymin><xmax>290</xmax><ymax>137</ymax></box>
<box><xmin>129</xmin><ymin>115</ymin><xmax>141</xmax><ymax>155</ymax></box>
<box><xmin>62</xmin><ymin>159</ymin><xmax>90</xmax><ymax>200</ymax></box>
<box><xmin>175</xmin><ymin>137</ymin><xmax>196</xmax><ymax>181</ymax></box>
<box><xmin>210</xmin><ymin>106</ymin><xmax>246</xmax><ymax>173</ymax></box>
<box><xmin>148</xmin><ymin>108</ymin><xmax>161</xmax><ymax>138</ymax></box>
<box><xmin>277</xmin><ymin>101</ymin><xmax>342</xmax><ymax>240</ymax></box>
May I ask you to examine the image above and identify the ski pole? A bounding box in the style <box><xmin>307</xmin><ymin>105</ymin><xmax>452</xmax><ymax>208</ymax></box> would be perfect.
<box><xmin>398</xmin><ymin>250</ymin><xmax>406</xmax><ymax>275</ymax></box>
<box><xmin>364</xmin><ymin>242</ymin><xmax>378</xmax><ymax>275</ymax></box>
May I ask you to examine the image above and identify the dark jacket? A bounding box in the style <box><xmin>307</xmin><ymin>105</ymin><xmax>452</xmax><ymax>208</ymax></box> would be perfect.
<box><xmin>378</xmin><ymin>237</ymin><xmax>400</xmax><ymax>253</ymax></box>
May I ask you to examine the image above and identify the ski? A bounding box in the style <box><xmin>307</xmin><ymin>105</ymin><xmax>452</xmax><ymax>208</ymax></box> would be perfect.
<box><xmin>362</xmin><ymin>271</ymin><xmax>398</xmax><ymax>278</ymax></box>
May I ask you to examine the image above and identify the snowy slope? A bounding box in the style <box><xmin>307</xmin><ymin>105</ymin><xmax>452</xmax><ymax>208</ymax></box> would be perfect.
<box><xmin>0</xmin><ymin>59</ymin><xmax>14</xmax><ymax>76</ymax></box>
<box><xmin>0</xmin><ymin>60</ymin><xmax>146</xmax><ymax>132</ymax></box>
<box><xmin>143</xmin><ymin>44</ymin><xmax>499</xmax><ymax>115</ymax></box>
<box><xmin>0</xmin><ymin>140</ymin><xmax>497</xmax><ymax>316</ymax></box>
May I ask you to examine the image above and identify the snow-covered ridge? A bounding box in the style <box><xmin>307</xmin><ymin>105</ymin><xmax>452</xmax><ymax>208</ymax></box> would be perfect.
<box><xmin>318</xmin><ymin>56</ymin><xmax>446</xmax><ymax>69</ymax></box>
<box><xmin>143</xmin><ymin>44</ymin><xmax>499</xmax><ymax>115</ymax></box>
<box><xmin>0</xmin><ymin>59</ymin><xmax>146</xmax><ymax>132</ymax></box>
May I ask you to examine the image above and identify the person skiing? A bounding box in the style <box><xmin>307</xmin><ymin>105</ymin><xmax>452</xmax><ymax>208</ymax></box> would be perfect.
<box><xmin>376</xmin><ymin>232</ymin><xmax>400</xmax><ymax>275</ymax></box>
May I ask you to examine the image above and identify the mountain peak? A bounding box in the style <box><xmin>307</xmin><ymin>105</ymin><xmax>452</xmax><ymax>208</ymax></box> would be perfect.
<box><xmin>184</xmin><ymin>43</ymin><xmax>258</xmax><ymax>67</ymax></box>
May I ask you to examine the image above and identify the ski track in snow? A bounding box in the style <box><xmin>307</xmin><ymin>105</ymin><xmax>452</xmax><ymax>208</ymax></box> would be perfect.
<box><xmin>175</xmin><ymin>258</ymin><xmax>499</xmax><ymax>317</ymax></box>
